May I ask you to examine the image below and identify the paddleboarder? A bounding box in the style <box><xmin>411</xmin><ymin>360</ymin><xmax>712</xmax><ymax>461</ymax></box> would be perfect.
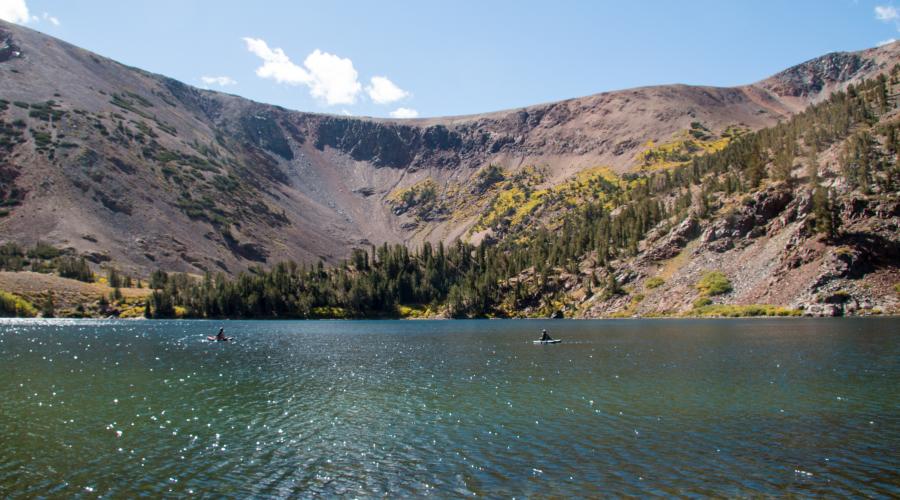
<box><xmin>540</xmin><ymin>329</ymin><xmax>553</xmax><ymax>341</ymax></box>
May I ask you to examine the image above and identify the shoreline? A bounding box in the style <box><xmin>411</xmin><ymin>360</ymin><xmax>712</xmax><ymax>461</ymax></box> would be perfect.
<box><xmin>2</xmin><ymin>314</ymin><xmax>896</xmax><ymax>322</ymax></box>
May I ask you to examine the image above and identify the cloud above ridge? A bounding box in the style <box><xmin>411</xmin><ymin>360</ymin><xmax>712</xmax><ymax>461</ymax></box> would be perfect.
<box><xmin>389</xmin><ymin>107</ymin><xmax>419</xmax><ymax>118</ymax></box>
<box><xmin>0</xmin><ymin>0</ymin><xmax>30</xmax><ymax>24</ymax></box>
<box><xmin>243</xmin><ymin>37</ymin><xmax>362</xmax><ymax>105</ymax></box>
<box><xmin>201</xmin><ymin>76</ymin><xmax>237</xmax><ymax>87</ymax></box>
<box><xmin>366</xmin><ymin>76</ymin><xmax>410</xmax><ymax>104</ymax></box>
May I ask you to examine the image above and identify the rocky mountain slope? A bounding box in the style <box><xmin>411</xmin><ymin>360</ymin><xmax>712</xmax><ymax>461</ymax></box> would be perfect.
<box><xmin>138</xmin><ymin>82</ymin><xmax>898</xmax><ymax>320</ymax></box>
<box><xmin>2</xmin><ymin>19</ymin><xmax>898</xmax><ymax>280</ymax></box>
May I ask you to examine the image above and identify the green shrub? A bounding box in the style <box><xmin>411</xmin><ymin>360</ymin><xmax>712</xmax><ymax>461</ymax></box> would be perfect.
<box><xmin>0</xmin><ymin>290</ymin><xmax>38</xmax><ymax>317</ymax></box>
<box><xmin>475</xmin><ymin>164</ymin><xmax>505</xmax><ymax>192</ymax></box>
<box><xmin>0</xmin><ymin>242</ymin><xmax>25</xmax><ymax>271</ymax></box>
<box><xmin>696</xmin><ymin>271</ymin><xmax>732</xmax><ymax>296</ymax></box>
<box><xmin>27</xmin><ymin>241</ymin><xmax>60</xmax><ymax>260</ymax></box>
<box><xmin>821</xmin><ymin>290</ymin><xmax>851</xmax><ymax>304</ymax></box>
<box><xmin>646</xmin><ymin>277</ymin><xmax>665</xmax><ymax>289</ymax></box>
<box><xmin>693</xmin><ymin>297</ymin><xmax>712</xmax><ymax>308</ymax></box>
<box><xmin>692</xmin><ymin>304</ymin><xmax>801</xmax><ymax>317</ymax></box>
<box><xmin>27</xmin><ymin>101</ymin><xmax>65</xmax><ymax>122</ymax></box>
<box><xmin>41</xmin><ymin>295</ymin><xmax>55</xmax><ymax>318</ymax></box>
<box><xmin>30</xmin><ymin>129</ymin><xmax>53</xmax><ymax>149</ymax></box>
<box><xmin>834</xmin><ymin>246</ymin><xmax>854</xmax><ymax>257</ymax></box>
<box><xmin>57</xmin><ymin>257</ymin><xmax>93</xmax><ymax>282</ymax></box>
<box><xmin>149</xmin><ymin>269</ymin><xmax>168</xmax><ymax>289</ymax></box>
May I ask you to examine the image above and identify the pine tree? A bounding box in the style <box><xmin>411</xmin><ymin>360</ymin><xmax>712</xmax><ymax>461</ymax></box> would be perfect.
<box><xmin>98</xmin><ymin>295</ymin><xmax>109</xmax><ymax>315</ymax></box>
<box><xmin>812</xmin><ymin>186</ymin><xmax>837</xmax><ymax>240</ymax></box>
<box><xmin>41</xmin><ymin>294</ymin><xmax>55</xmax><ymax>318</ymax></box>
<box><xmin>773</xmin><ymin>146</ymin><xmax>795</xmax><ymax>185</ymax></box>
<box><xmin>806</xmin><ymin>147</ymin><xmax>819</xmax><ymax>187</ymax></box>
<box><xmin>107</xmin><ymin>268</ymin><xmax>122</xmax><ymax>288</ymax></box>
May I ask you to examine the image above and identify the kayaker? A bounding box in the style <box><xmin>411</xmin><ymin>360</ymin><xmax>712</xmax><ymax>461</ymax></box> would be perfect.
<box><xmin>540</xmin><ymin>329</ymin><xmax>553</xmax><ymax>341</ymax></box>
<box><xmin>215</xmin><ymin>327</ymin><xmax>226</xmax><ymax>341</ymax></box>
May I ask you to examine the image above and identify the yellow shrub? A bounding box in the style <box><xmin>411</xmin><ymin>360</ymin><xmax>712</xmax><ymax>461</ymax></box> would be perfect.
<box><xmin>311</xmin><ymin>306</ymin><xmax>348</xmax><ymax>319</ymax></box>
<box><xmin>646</xmin><ymin>277</ymin><xmax>665</xmax><ymax>289</ymax></box>
<box><xmin>692</xmin><ymin>304</ymin><xmax>801</xmax><ymax>317</ymax></box>
<box><xmin>0</xmin><ymin>290</ymin><xmax>38</xmax><ymax>317</ymax></box>
<box><xmin>696</xmin><ymin>271</ymin><xmax>732</xmax><ymax>296</ymax></box>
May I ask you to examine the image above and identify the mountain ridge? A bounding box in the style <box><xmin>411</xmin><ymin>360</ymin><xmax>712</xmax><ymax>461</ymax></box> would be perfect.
<box><xmin>0</xmin><ymin>20</ymin><xmax>898</xmax><ymax>285</ymax></box>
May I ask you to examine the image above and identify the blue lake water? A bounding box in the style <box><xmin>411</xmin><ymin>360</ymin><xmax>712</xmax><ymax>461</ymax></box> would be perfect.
<box><xmin>0</xmin><ymin>318</ymin><xmax>898</xmax><ymax>497</ymax></box>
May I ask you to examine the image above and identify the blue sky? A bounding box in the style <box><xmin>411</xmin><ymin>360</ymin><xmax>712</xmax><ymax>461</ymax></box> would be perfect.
<box><xmin>2</xmin><ymin>1</ymin><xmax>898</xmax><ymax>118</ymax></box>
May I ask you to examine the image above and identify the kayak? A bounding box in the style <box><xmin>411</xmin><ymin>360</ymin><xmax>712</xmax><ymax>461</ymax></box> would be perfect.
<box><xmin>207</xmin><ymin>336</ymin><xmax>233</xmax><ymax>342</ymax></box>
<box><xmin>533</xmin><ymin>339</ymin><xmax>562</xmax><ymax>344</ymax></box>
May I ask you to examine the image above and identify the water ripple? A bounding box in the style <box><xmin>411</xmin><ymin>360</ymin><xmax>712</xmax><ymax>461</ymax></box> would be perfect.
<box><xmin>0</xmin><ymin>318</ymin><xmax>897</xmax><ymax>497</ymax></box>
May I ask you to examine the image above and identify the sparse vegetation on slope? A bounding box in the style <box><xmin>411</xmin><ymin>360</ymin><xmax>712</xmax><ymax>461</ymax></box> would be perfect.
<box><xmin>637</xmin><ymin>123</ymin><xmax>733</xmax><ymax>171</ymax></box>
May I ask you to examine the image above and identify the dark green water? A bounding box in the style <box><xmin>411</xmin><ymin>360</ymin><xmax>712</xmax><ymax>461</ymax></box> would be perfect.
<box><xmin>0</xmin><ymin>318</ymin><xmax>898</xmax><ymax>497</ymax></box>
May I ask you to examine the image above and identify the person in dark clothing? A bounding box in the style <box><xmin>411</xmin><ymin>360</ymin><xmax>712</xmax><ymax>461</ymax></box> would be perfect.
<box><xmin>215</xmin><ymin>327</ymin><xmax>226</xmax><ymax>341</ymax></box>
<box><xmin>540</xmin><ymin>329</ymin><xmax>552</xmax><ymax>341</ymax></box>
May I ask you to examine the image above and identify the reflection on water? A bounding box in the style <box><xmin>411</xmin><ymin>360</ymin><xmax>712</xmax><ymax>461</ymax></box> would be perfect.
<box><xmin>0</xmin><ymin>318</ymin><xmax>898</xmax><ymax>497</ymax></box>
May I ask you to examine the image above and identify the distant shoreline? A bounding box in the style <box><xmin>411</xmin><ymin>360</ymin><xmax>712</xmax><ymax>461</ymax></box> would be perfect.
<box><xmin>2</xmin><ymin>314</ymin><xmax>895</xmax><ymax>322</ymax></box>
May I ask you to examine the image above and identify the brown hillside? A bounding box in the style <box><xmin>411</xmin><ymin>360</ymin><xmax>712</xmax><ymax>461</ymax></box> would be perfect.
<box><xmin>1</xmin><ymin>20</ymin><xmax>898</xmax><ymax>278</ymax></box>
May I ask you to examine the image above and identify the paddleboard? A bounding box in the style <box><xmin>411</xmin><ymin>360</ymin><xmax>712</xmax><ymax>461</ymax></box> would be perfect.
<box><xmin>207</xmin><ymin>336</ymin><xmax>233</xmax><ymax>342</ymax></box>
<box><xmin>533</xmin><ymin>339</ymin><xmax>561</xmax><ymax>344</ymax></box>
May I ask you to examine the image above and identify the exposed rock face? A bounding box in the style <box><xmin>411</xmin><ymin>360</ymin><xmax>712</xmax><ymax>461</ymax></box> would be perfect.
<box><xmin>240</xmin><ymin>113</ymin><xmax>294</xmax><ymax>161</ymax></box>
<box><xmin>700</xmin><ymin>187</ymin><xmax>794</xmax><ymax>252</ymax></box>
<box><xmin>764</xmin><ymin>53</ymin><xmax>874</xmax><ymax>98</ymax></box>
<box><xmin>644</xmin><ymin>218</ymin><xmax>699</xmax><ymax>261</ymax></box>
<box><xmin>310</xmin><ymin>118</ymin><xmax>474</xmax><ymax>170</ymax></box>
<box><xmin>0</xmin><ymin>30</ymin><xmax>21</xmax><ymax>62</ymax></box>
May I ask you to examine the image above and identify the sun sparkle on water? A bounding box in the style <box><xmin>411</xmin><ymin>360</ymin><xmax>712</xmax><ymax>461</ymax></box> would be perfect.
<box><xmin>0</xmin><ymin>318</ymin><xmax>897</xmax><ymax>497</ymax></box>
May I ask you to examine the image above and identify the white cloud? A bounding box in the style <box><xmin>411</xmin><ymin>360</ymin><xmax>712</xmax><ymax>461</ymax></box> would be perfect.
<box><xmin>0</xmin><ymin>2</ymin><xmax>60</xmax><ymax>26</ymax></box>
<box><xmin>878</xmin><ymin>38</ymin><xmax>898</xmax><ymax>46</ymax></box>
<box><xmin>243</xmin><ymin>37</ymin><xmax>311</xmax><ymax>84</ymax></box>
<box><xmin>243</xmin><ymin>37</ymin><xmax>362</xmax><ymax>105</ymax></box>
<box><xmin>0</xmin><ymin>0</ymin><xmax>30</xmax><ymax>24</ymax></box>
<box><xmin>42</xmin><ymin>12</ymin><xmax>59</xmax><ymax>26</ymax></box>
<box><xmin>389</xmin><ymin>107</ymin><xmax>419</xmax><ymax>119</ymax></box>
<box><xmin>201</xmin><ymin>75</ymin><xmax>237</xmax><ymax>86</ymax></box>
<box><xmin>303</xmin><ymin>49</ymin><xmax>362</xmax><ymax>105</ymax></box>
<box><xmin>366</xmin><ymin>76</ymin><xmax>409</xmax><ymax>104</ymax></box>
<box><xmin>875</xmin><ymin>5</ymin><xmax>899</xmax><ymax>22</ymax></box>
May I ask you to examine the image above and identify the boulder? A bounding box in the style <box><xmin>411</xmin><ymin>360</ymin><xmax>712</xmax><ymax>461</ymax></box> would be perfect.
<box><xmin>802</xmin><ymin>303</ymin><xmax>842</xmax><ymax>317</ymax></box>
<box><xmin>753</xmin><ymin>187</ymin><xmax>793</xmax><ymax>221</ymax></box>
<box><xmin>645</xmin><ymin>218</ymin><xmax>699</xmax><ymax>261</ymax></box>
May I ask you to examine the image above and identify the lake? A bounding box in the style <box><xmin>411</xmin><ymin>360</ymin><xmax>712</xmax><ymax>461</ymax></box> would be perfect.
<box><xmin>0</xmin><ymin>318</ymin><xmax>898</xmax><ymax>497</ymax></box>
